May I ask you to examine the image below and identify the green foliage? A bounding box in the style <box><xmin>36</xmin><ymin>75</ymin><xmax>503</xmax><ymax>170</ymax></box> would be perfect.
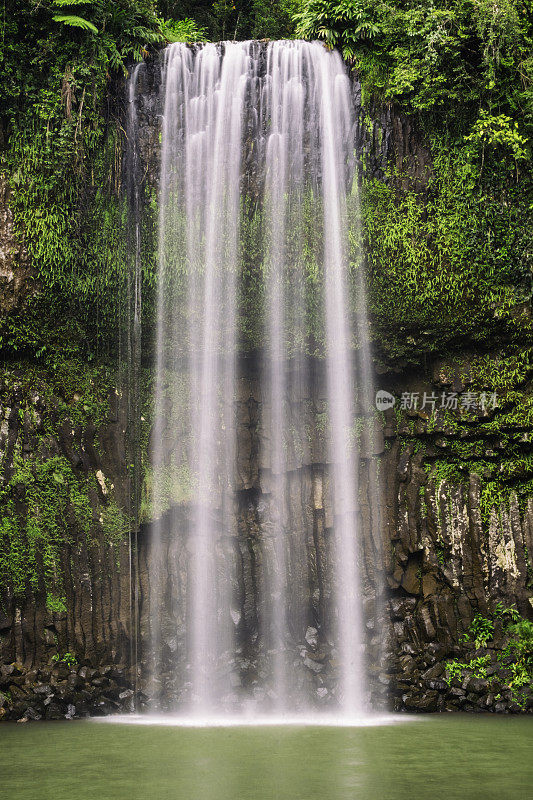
<box><xmin>445</xmin><ymin>654</ymin><xmax>491</xmax><ymax>684</ymax></box>
<box><xmin>0</xmin><ymin>362</ymin><xmax>131</xmax><ymax>601</ymax></box>
<box><xmin>397</xmin><ymin>351</ymin><xmax>532</xmax><ymax>536</ymax></box>
<box><xmin>4</xmin><ymin>126</ymin><xmax>130</xmax><ymax>348</ymax></box>
<box><xmin>0</xmin><ymin>0</ymin><xmax>167</xmax><ymax>358</ymax></box>
<box><xmin>364</xmin><ymin>147</ymin><xmax>531</xmax><ymax>359</ymax></box>
<box><xmin>445</xmin><ymin>602</ymin><xmax>533</xmax><ymax>708</ymax></box>
<box><xmin>46</xmin><ymin>594</ymin><xmax>68</xmax><ymax>613</ymax></box>
<box><xmin>52</xmin><ymin>1</ymin><xmax>100</xmax><ymax>34</ymax></box>
<box><xmin>157</xmin><ymin>0</ymin><xmax>299</xmax><ymax>41</ymax></box>
<box><xmin>52</xmin><ymin>16</ymin><xmax>99</xmax><ymax>34</ymax></box>
<box><xmin>211</xmin><ymin>0</ymin><xmax>242</xmax><ymax>39</ymax></box>
<box><xmin>251</xmin><ymin>0</ymin><xmax>300</xmax><ymax>39</ymax></box>
<box><xmin>159</xmin><ymin>17</ymin><xmax>208</xmax><ymax>42</ymax></box>
<box><xmin>294</xmin><ymin>0</ymin><xmax>382</xmax><ymax>54</ymax></box>
<box><xmin>508</xmin><ymin>618</ymin><xmax>533</xmax><ymax>648</ymax></box>
<box><xmin>469</xmin><ymin>613</ymin><xmax>494</xmax><ymax>648</ymax></box>
<box><xmin>499</xmin><ymin>617</ymin><xmax>533</xmax><ymax>703</ymax></box>
<box><xmin>52</xmin><ymin>651</ymin><xmax>78</xmax><ymax>666</ymax></box>
<box><xmin>294</xmin><ymin>0</ymin><xmax>533</xmax><ymax>139</ymax></box>
<box><xmin>100</xmin><ymin>499</ymin><xmax>132</xmax><ymax>544</ymax></box>
<box><xmin>425</xmin><ymin>460</ymin><xmax>463</xmax><ymax>487</ymax></box>
<box><xmin>465</xmin><ymin>111</ymin><xmax>529</xmax><ymax>163</ymax></box>
<box><xmin>447</xmin><ymin>606</ymin><xmax>533</xmax><ymax>705</ymax></box>
<box><xmin>296</xmin><ymin>1</ymin><xmax>532</xmax><ymax>358</ymax></box>
<box><xmin>505</xmin><ymin>620</ymin><xmax>533</xmax><ymax>694</ymax></box>
<box><xmin>494</xmin><ymin>602</ymin><xmax>521</xmax><ymax>623</ymax></box>
<box><xmin>0</xmin><ymin>453</ymin><xmax>93</xmax><ymax>598</ymax></box>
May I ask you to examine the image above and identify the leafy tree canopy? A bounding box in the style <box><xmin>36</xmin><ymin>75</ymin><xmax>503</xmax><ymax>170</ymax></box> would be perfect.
<box><xmin>294</xmin><ymin>0</ymin><xmax>532</xmax><ymax>142</ymax></box>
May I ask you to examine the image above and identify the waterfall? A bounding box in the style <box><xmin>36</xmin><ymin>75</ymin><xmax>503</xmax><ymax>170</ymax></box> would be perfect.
<box><xmin>139</xmin><ymin>40</ymin><xmax>376</xmax><ymax>719</ymax></box>
<box><xmin>262</xmin><ymin>42</ymin><xmax>307</xmax><ymax>709</ymax></box>
<box><xmin>125</xmin><ymin>62</ymin><xmax>143</xmax><ymax>697</ymax></box>
<box><xmin>152</xmin><ymin>43</ymin><xmax>251</xmax><ymax>712</ymax></box>
<box><xmin>318</xmin><ymin>50</ymin><xmax>365</xmax><ymax>713</ymax></box>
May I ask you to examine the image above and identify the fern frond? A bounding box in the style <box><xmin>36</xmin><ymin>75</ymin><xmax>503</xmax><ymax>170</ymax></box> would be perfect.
<box><xmin>108</xmin><ymin>46</ymin><xmax>123</xmax><ymax>69</ymax></box>
<box><xmin>52</xmin><ymin>15</ymin><xmax>98</xmax><ymax>34</ymax></box>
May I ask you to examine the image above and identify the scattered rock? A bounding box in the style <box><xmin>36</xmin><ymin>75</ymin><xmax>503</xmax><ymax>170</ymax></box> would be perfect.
<box><xmin>303</xmin><ymin>656</ymin><xmax>323</xmax><ymax>673</ymax></box>
<box><xmin>305</xmin><ymin>627</ymin><xmax>319</xmax><ymax>649</ymax></box>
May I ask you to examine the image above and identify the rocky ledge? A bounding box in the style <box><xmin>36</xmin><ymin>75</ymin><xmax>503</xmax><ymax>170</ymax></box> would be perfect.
<box><xmin>381</xmin><ymin>613</ymin><xmax>533</xmax><ymax>714</ymax></box>
<box><xmin>0</xmin><ymin>661</ymin><xmax>136</xmax><ymax>722</ymax></box>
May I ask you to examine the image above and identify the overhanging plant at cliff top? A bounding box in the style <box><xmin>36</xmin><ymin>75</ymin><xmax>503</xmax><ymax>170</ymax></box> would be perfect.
<box><xmin>294</xmin><ymin>0</ymin><xmax>533</xmax><ymax>138</ymax></box>
<box><xmin>50</xmin><ymin>0</ymin><xmax>208</xmax><ymax>52</ymax></box>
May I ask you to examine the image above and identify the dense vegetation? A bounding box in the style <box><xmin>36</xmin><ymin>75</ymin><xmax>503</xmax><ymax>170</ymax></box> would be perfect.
<box><xmin>0</xmin><ymin>0</ymin><xmax>530</xmax><ymax>363</ymax></box>
<box><xmin>295</xmin><ymin>0</ymin><xmax>532</xmax><ymax>128</ymax></box>
<box><xmin>0</xmin><ymin>1</ymin><xmax>301</xmax><ymax>362</ymax></box>
<box><xmin>157</xmin><ymin>1</ymin><xmax>299</xmax><ymax>40</ymax></box>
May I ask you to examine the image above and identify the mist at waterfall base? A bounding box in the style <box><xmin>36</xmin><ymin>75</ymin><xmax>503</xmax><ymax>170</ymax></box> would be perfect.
<box><xmin>134</xmin><ymin>40</ymin><xmax>383</xmax><ymax>724</ymax></box>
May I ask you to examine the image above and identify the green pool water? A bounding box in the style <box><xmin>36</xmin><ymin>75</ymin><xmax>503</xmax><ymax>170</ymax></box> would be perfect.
<box><xmin>0</xmin><ymin>715</ymin><xmax>531</xmax><ymax>800</ymax></box>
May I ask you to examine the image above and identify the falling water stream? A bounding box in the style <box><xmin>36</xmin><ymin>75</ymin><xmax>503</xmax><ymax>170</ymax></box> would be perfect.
<box><xmin>137</xmin><ymin>40</ymin><xmax>376</xmax><ymax>720</ymax></box>
<box><xmin>262</xmin><ymin>42</ymin><xmax>308</xmax><ymax>710</ymax></box>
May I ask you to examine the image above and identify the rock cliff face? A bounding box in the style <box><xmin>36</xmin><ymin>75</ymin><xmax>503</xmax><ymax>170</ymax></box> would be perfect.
<box><xmin>0</xmin><ymin>176</ymin><xmax>35</xmax><ymax>314</ymax></box>
<box><xmin>0</xmin><ymin>368</ymin><xmax>135</xmax><ymax>719</ymax></box>
<box><xmin>0</xmin><ymin>352</ymin><xmax>533</xmax><ymax>718</ymax></box>
<box><xmin>135</xmin><ymin>353</ymin><xmax>533</xmax><ymax>713</ymax></box>
<box><xmin>0</xmin><ymin>48</ymin><xmax>531</xmax><ymax>719</ymax></box>
<box><xmin>375</xmin><ymin>358</ymin><xmax>533</xmax><ymax>712</ymax></box>
<box><xmin>0</xmin><ymin>355</ymin><xmax>531</xmax><ymax>718</ymax></box>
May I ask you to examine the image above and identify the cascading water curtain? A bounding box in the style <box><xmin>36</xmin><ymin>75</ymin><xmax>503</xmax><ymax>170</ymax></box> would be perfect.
<box><xmin>151</xmin><ymin>43</ymin><xmax>252</xmax><ymax>712</ymax></box>
<box><xmin>124</xmin><ymin>62</ymin><xmax>143</xmax><ymax>698</ymax></box>
<box><xmin>140</xmin><ymin>39</ymin><xmax>377</xmax><ymax>719</ymax></box>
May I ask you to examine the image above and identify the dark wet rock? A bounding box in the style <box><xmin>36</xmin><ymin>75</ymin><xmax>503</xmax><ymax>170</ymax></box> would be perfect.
<box><xmin>52</xmin><ymin>665</ymin><xmax>70</xmax><ymax>681</ymax></box>
<box><xmin>9</xmin><ymin>684</ymin><xmax>28</xmax><ymax>700</ymax></box>
<box><xmin>303</xmin><ymin>656</ymin><xmax>323</xmax><ymax>674</ymax></box>
<box><xmin>33</xmin><ymin>683</ymin><xmax>52</xmax><ymax>696</ymax></box>
<box><xmin>0</xmin><ymin>660</ymin><xmax>137</xmax><ymax>721</ymax></box>
<box><xmin>427</xmin><ymin>679</ymin><xmax>449</xmax><ymax>692</ymax></box>
<box><xmin>45</xmin><ymin>703</ymin><xmax>64</xmax><ymax>720</ymax></box>
<box><xmin>108</xmin><ymin>668</ymin><xmax>129</xmax><ymax>686</ymax></box>
<box><xmin>465</xmin><ymin>677</ymin><xmax>489</xmax><ymax>694</ymax></box>
<box><xmin>67</xmin><ymin>674</ymin><xmax>83</xmax><ymax>691</ymax></box>
<box><xmin>390</xmin><ymin>597</ymin><xmax>417</xmax><ymax>620</ymax></box>
<box><xmin>422</xmin><ymin>663</ymin><xmax>444</xmax><ymax>681</ymax></box>
<box><xmin>448</xmin><ymin>687</ymin><xmax>465</xmax><ymax>699</ymax></box>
